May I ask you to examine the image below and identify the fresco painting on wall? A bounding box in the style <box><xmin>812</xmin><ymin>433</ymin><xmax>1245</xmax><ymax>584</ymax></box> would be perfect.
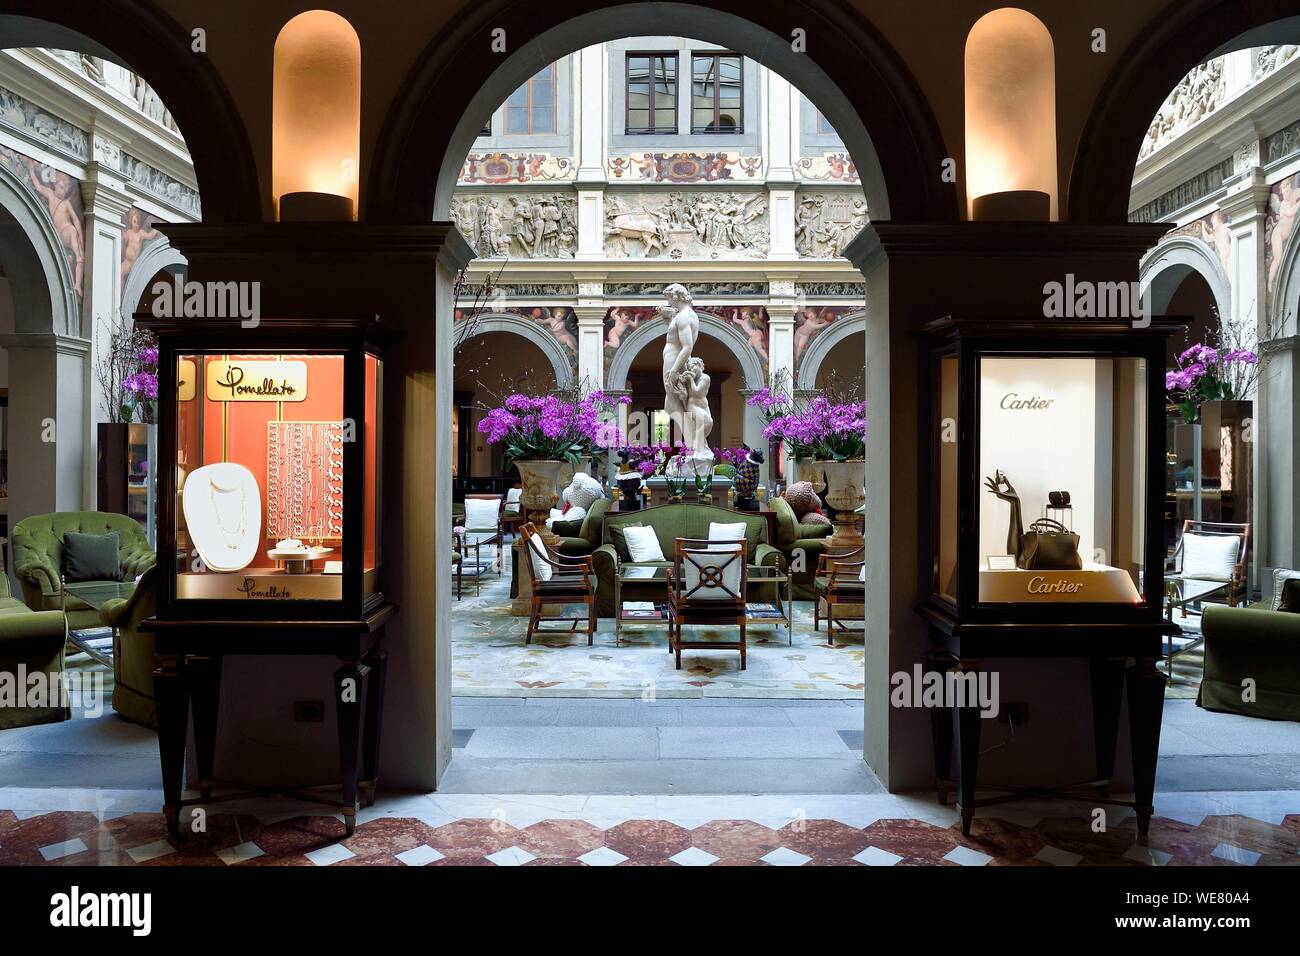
<box><xmin>0</xmin><ymin>145</ymin><xmax>85</xmax><ymax>298</ymax></box>
<box><xmin>1168</xmin><ymin>210</ymin><xmax>1233</xmax><ymax>290</ymax></box>
<box><xmin>1266</xmin><ymin>171</ymin><xmax>1300</xmax><ymax>310</ymax></box>
<box><xmin>711</xmin><ymin>306</ymin><xmax>769</xmax><ymax>370</ymax></box>
<box><xmin>455</xmin><ymin>306</ymin><xmax>580</xmax><ymax>355</ymax></box>
<box><xmin>120</xmin><ymin>206</ymin><xmax>163</xmax><ymax>293</ymax></box>
<box><xmin>793</xmin><ymin>305</ymin><xmax>859</xmax><ymax>374</ymax></box>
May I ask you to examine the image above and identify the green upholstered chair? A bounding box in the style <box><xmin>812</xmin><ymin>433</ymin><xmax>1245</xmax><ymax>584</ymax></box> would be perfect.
<box><xmin>98</xmin><ymin>565</ymin><xmax>158</xmax><ymax>729</ymax></box>
<box><xmin>1198</xmin><ymin>585</ymin><xmax>1300</xmax><ymax>722</ymax></box>
<box><xmin>770</xmin><ymin>496</ymin><xmax>835</xmax><ymax>600</ymax></box>
<box><xmin>591</xmin><ymin>503</ymin><xmax>783</xmax><ymax>617</ymax></box>
<box><xmin>0</xmin><ymin>573</ymin><xmax>69</xmax><ymax>729</ymax></box>
<box><xmin>11</xmin><ymin>512</ymin><xmax>156</xmax><ymax>630</ymax></box>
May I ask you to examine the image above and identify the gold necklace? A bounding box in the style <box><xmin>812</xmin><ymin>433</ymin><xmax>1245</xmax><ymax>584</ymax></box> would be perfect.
<box><xmin>208</xmin><ymin>478</ymin><xmax>247</xmax><ymax>549</ymax></box>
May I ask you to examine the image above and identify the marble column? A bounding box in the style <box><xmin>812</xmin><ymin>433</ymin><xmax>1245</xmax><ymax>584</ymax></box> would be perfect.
<box><xmin>574</xmin><ymin>43</ymin><xmax>607</xmax><ymax>260</ymax></box>
<box><xmin>574</xmin><ymin>287</ymin><xmax>607</xmax><ymax>393</ymax></box>
<box><xmin>80</xmin><ymin>135</ymin><xmax>135</xmax><ymax>509</ymax></box>
<box><xmin>765</xmin><ymin>71</ymin><xmax>798</xmax><ymax>259</ymax></box>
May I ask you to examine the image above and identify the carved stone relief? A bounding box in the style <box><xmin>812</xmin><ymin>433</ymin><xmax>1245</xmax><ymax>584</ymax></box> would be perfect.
<box><xmin>602</xmin><ymin>190</ymin><xmax>769</xmax><ymax>259</ymax></box>
<box><xmin>794</xmin><ymin>191</ymin><xmax>868</xmax><ymax>258</ymax></box>
<box><xmin>129</xmin><ymin>73</ymin><xmax>179</xmax><ymax>133</ymax></box>
<box><xmin>0</xmin><ymin>85</ymin><xmax>89</xmax><ymax>158</ymax></box>
<box><xmin>120</xmin><ymin>153</ymin><xmax>201</xmax><ymax>217</ymax></box>
<box><xmin>1140</xmin><ymin>58</ymin><xmax>1225</xmax><ymax>160</ymax></box>
<box><xmin>1254</xmin><ymin>45</ymin><xmax>1299</xmax><ymax>80</ymax></box>
<box><xmin>450</xmin><ymin>192</ymin><xmax>579</xmax><ymax>259</ymax></box>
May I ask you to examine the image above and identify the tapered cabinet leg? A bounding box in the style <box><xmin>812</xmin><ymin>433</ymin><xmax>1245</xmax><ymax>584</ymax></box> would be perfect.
<box><xmin>1127</xmin><ymin>657</ymin><xmax>1166</xmax><ymax>842</ymax></box>
<box><xmin>189</xmin><ymin>655</ymin><xmax>222</xmax><ymax>801</ymax></box>
<box><xmin>1089</xmin><ymin>656</ymin><xmax>1125</xmax><ymax>799</ymax></box>
<box><xmin>154</xmin><ymin>654</ymin><xmax>189</xmax><ymax>836</ymax></box>
<box><xmin>360</xmin><ymin>645</ymin><xmax>387</xmax><ymax>808</ymax></box>
<box><xmin>951</xmin><ymin>661</ymin><xmax>983</xmax><ymax>835</ymax></box>
<box><xmin>926</xmin><ymin>652</ymin><xmax>954</xmax><ymax>804</ymax></box>
<box><xmin>334</xmin><ymin>658</ymin><xmax>369</xmax><ymax>836</ymax></box>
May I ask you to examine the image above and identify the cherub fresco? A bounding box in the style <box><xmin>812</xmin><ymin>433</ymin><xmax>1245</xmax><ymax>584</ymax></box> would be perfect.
<box><xmin>120</xmin><ymin>207</ymin><xmax>161</xmax><ymax>290</ymax></box>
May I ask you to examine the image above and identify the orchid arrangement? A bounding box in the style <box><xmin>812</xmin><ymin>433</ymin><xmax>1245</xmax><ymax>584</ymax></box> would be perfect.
<box><xmin>712</xmin><ymin>446</ymin><xmax>751</xmax><ymax>469</ymax></box>
<box><xmin>1166</xmin><ymin>338</ymin><xmax>1259</xmax><ymax>425</ymax></box>
<box><xmin>762</xmin><ymin>395</ymin><xmax>866</xmax><ymax>462</ymax></box>
<box><xmin>479</xmin><ymin>388</ymin><xmax>629</xmax><ymax>468</ymax></box>
<box><xmin>95</xmin><ymin>313</ymin><xmax>159</xmax><ymax>424</ymax></box>
<box><xmin>618</xmin><ymin>443</ymin><xmax>696</xmax><ymax>478</ymax></box>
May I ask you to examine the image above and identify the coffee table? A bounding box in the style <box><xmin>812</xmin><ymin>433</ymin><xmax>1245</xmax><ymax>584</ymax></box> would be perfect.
<box><xmin>61</xmin><ymin>579</ymin><xmax>137</xmax><ymax>666</ymax></box>
<box><xmin>453</xmin><ymin>530</ymin><xmax>503</xmax><ymax>597</ymax></box>
<box><xmin>614</xmin><ymin>563</ymin><xmax>793</xmax><ymax>645</ymax></box>
<box><xmin>1163</xmin><ymin>577</ymin><xmax>1231</xmax><ymax>665</ymax></box>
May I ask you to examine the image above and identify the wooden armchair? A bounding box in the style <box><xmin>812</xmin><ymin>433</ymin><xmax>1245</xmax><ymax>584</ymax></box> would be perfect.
<box><xmin>519</xmin><ymin>522</ymin><xmax>596</xmax><ymax>645</ymax></box>
<box><xmin>666</xmin><ymin>537</ymin><xmax>749</xmax><ymax>670</ymax></box>
<box><xmin>813</xmin><ymin>544</ymin><xmax>865</xmax><ymax>646</ymax></box>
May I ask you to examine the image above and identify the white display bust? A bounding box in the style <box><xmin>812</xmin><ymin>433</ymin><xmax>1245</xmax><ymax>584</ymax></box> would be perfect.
<box><xmin>183</xmin><ymin>462</ymin><xmax>263</xmax><ymax>573</ymax></box>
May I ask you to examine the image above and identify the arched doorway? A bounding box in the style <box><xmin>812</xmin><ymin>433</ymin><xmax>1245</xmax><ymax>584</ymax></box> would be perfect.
<box><xmin>795</xmin><ymin>310</ymin><xmax>867</xmax><ymax>392</ymax></box>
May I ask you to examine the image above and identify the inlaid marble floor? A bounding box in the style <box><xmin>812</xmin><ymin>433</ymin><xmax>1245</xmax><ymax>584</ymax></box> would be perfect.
<box><xmin>452</xmin><ymin>563</ymin><xmax>865</xmax><ymax>698</ymax></box>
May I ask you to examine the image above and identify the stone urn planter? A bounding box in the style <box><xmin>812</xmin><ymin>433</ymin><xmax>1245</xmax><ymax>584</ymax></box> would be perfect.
<box><xmin>516</xmin><ymin>459</ymin><xmax>567</xmax><ymax>546</ymax></box>
<box><xmin>820</xmin><ymin>459</ymin><xmax>865</xmax><ymax>549</ymax></box>
<box><xmin>794</xmin><ymin>457</ymin><xmax>825</xmax><ymax>495</ymax></box>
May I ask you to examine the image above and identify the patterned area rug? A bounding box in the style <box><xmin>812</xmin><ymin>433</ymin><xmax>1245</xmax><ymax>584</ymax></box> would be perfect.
<box><xmin>452</xmin><ymin>569</ymin><xmax>865</xmax><ymax>698</ymax></box>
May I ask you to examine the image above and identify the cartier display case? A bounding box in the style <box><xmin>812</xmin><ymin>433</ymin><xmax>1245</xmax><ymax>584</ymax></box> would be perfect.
<box><xmin>919</xmin><ymin>315</ymin><xmax>1183</xmax><ymax>840</ymax></box>
<box><xmin>140</xmin><ymin>315</ymin><xmax>391</xmax><ymax>620</ymax></box>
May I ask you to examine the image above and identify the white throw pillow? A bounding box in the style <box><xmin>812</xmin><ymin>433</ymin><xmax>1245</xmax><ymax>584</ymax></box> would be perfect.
<box><xmin>708</xmin><ymin>521</ymin><xmax>748</xmax><ymax>543</ymax></box>
<box><xmin>1181</xmin><ymin>532</ymin><xmax>1240</xmax><ymax>582</ymax></box>
<box><xmin>464</xmin><ymin>497</ymin><xmax>501</xmax><ymax>531</ymax></box>
<box><xmin>624</xmin><ymin>525</ymin><xmax>666</xmax><ymax>563</ymax></box>
<box><xmin>546</xmin><ymin>505</ymin><xmax>586</xmax><ymax>530</ymax></box>
<box><xmin>504</xmin><ymin>488</ymin><xmax>522</xmax><ymax>514</ymax></box>
<box><xmin>527</xmin><ymin>532</ymin><xmax>553</xmax><ymax>582</ymax></box>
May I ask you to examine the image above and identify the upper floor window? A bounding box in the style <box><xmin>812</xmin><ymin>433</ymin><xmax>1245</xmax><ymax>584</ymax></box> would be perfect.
<box><xmin>626</xmin><ymin>53</ymin><xmax>678</xmax><ymax>134</ymax></box>
<box><xmin>815</xmin><ymin>109</ymin><xmax>835</xmax><ymax>136</ymax></box>
<box><xmin>692</xmin><ymin>53</ymin><xmax>743</xmax><ymax>133</ymax></box>
<box><xmin>505</xmin><ymin>64</ymin><xmax>557</xmax><ymax>134</ymax></box>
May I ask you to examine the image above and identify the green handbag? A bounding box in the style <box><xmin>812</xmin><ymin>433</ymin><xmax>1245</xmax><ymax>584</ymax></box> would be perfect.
<box><xmin>1017</xmin><ymin>518</ymin><xmax>1082</xmax><ymax>571</ymax></box>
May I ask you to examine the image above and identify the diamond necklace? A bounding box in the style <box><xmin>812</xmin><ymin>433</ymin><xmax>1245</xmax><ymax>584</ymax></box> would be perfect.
<box><xmin>208</xmin><ymin>477</ymin><xmax>248</xmax><ymax>549</ymax></box>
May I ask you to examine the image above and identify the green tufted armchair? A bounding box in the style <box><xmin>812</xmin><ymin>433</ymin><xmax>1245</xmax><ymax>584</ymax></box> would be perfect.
<box><xmin>12</xmin><ymin>512</ymin><xmax>156</xmax><ymax>630</ymax></box>
<box><xmin>769</xmin><ymin>497</ymin><xmax>835</xmax><ymax>600</ymax></box>
<box><xmin>98</xmin><ymin>565</ymin><xmax>158</xmax><ymax>729</ymax></box>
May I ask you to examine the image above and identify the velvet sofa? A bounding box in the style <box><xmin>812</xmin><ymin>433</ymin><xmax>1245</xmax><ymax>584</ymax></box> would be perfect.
<box><xmin>769</xmin><ymin>497</ymin><xmax>835</xmax><ymax>600</ymax></box>
<box><xmin>11</xmin><ymin>512</ymin><xmax>156</xmax><ymax>630</ymax></box>
<box><xmin>0</xmin><ymin>573</ymin><xmax>69</xmax><ymax>729</ymax></box>
<box><xmin>1198</xmin><ymin>598</ymin><xmax>1300</xmax><ymax>721</ymax></box>
<box><xmin>591</xmin><ymin>503</ymin><xmax>784</xmax><ymax>617</ymax></box>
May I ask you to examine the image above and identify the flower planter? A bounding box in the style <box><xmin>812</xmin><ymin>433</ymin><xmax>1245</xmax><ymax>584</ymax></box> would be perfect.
<box><xmin>795</xmin><ymin>457</ymin><xmax>826</xmax><ymax>495</ymax></box>
<box><xmin>820</xmin><ymin>459</ymin><xmax>865</xmax><ymax>549</ymax></box>
<box><xmin>516</xmin><ymin>459</ymin><xmax>567</xmax><ymax>546</ymax></box>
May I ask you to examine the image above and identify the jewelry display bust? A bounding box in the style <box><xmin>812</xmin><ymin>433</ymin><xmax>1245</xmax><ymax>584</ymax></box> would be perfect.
<box><xmin>182</xmin><ymin>462</ymin><xmax>263</xmax><ymax>572</ymax></box>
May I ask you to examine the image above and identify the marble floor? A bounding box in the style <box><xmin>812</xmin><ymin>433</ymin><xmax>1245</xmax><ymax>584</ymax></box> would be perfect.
<box><xmin>452</xmin><ymin>560</ymin><xmax>865</xmax><ymax>698</ymax></box>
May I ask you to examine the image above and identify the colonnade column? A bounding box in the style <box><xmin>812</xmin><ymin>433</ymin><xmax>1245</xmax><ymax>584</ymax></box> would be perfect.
<box><xmin>574</xmin><ymin>280</ymin><xmax>606</xmax><ymax>393</ymax></box>
<box><xmin>574</xmin><ymin>43</ymin><xmax>607</xmax><ymax>261</ymax></box>
<box><xmin>1219</xmin><ymin>146</ymin><xmax>1270</xmax><ymax>582</ymax></box>
<box><xmin>764</xmin><ymin>71</ymin><xmax>798</xmax><ymax>259</ymax></box>
<box><xmin>80</xmin><ymin>132</ymin><xmax>135</xmax><ymax>509</ymax></box>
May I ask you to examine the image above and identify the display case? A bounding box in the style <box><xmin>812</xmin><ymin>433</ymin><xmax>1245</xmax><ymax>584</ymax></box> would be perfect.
<box><xmin>139</xmin><ymin>315</ymin><xmax>392</xmax><ymax>620</ymax></box>
<box><xmin>923</xmin><ymin>316</ymin><xmax>1182</xmax><ymax>630</ymax></box>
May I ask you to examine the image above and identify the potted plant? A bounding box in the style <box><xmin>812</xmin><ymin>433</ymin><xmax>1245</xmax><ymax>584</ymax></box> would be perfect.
<box><xmin>1165</xmin><ymin>339</ymin><xmax>1258</xmax><ymax>425</ymax></box>
<box><xmin>93</xmin><ymin>315</ymin><xmax>159</xmax><ymax>530</ymax></box>
<box><xmin>765</xmin><ymin>396</ymin><xmax>867</xmax><ymax>548</ymax></box>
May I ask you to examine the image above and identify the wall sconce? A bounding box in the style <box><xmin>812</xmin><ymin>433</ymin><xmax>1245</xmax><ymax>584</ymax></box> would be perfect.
<box><xmin>272</xmin><ymin>10</ymin><xmax>361</xmax><ymax>221</ymax></box>
<box><xmin>964</xmin><ymin>8</ymin><xmax>1058</xmax><ymax>221</ymax></box>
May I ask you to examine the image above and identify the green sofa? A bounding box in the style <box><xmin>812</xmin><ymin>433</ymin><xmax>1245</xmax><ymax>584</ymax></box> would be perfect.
<box><xmin>769</xmin><ymin>497</ymin><xmax>836</xmax><ymax>600</ymax></box>
<box><xmin>0</xmin><ymin>573</ymin><xmax>69</xmax><ymax>729</ymax></box>
<box><xmin>99</xmin><ymin>566</ymin><xmax>158</xmax><ymax>729</ymax></box>
<box><xmin>11</xmin><ymin>512</ymin><xmax>156</xmax><ymax>630</ymax></box>
<box><xmin>592</xmin><ymin>503</ymin><xmax>784</xmax><ymax>617</ymax></box>
<box><xmin>1198</xmin><ymin>601</ymin><xmax>1300</xmax><ymax>721</ymax></box>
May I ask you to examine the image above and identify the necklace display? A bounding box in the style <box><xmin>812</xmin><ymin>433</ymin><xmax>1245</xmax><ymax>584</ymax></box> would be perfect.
<box><xmin>208</xmin><ymin>478</ymin><xmax>248</xmax><ymax>549</ymax></box>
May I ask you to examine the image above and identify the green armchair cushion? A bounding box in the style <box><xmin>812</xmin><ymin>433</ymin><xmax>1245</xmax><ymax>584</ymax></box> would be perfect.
<box><xmin>0</xmin><ymin>575</ymin><xmax>69</xmax><ymax>730</ymax></box>
<box><xmin>62</xmin><ymin>531</ymin><xmax>121</xmax><ymax>583</ymax></box>
<box><xmin>100</xmin><ymin>565</ymin><xmax>158</xmax><ymax>729</ymax></box>
<box><xmin>1198</xmin><ymin>604</ymin><xmax>1300</xmax><ymax>721</ymax></box>
<box><xmin>12</xmin><ymin>512</ymin><xmax>155</xmax><ymax>627</ymax></box>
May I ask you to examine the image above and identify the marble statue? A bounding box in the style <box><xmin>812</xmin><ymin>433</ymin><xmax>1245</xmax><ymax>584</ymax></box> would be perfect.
<box><xmin>660</xmin><ymin>283</ymin><xmax>714</xmax><ymax>475</ymax></box>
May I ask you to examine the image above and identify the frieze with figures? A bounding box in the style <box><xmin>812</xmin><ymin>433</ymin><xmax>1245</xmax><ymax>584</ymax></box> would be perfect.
<box><xmin>796</xmin><ymin>152</ymin><xmax>859</xmax><ymax>182</ymax></box>
<box><xmin>0</xmin><ymin>85</ymin><xmax>90</xmax><ymax>159</ymax></box>
<box><xmin>604</xmin><ymin>190</ymin><xmax>770</xmax><ymax>259</ymax></box>
<box><xmin>451</xmin><ymin>192</ymin><xmax>579</xmax><ymax>259</ymax></box>
<box><xmin>460</xmin><ymin>153</ymin><xmax>573</xmax><ymax>184</ymax></box>
<box><xmin>795</xmin><ymin>191</ymin><xmax>869</xmax><ymax>258</ymax></box>
<box><xmin>607</xmin><ymin>151</ymin><xmax>761</xmax><ymax>182</ymax></box>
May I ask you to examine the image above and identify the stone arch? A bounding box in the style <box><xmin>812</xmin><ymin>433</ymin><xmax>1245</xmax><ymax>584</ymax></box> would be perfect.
<box><xmin>121</xmin><ymin>236</ymin><xmax>187</xmax><ymax>317</ymax></box>
<box><xmin>796</xmin><ymin>309</ymin><xmax>867</xmax><ymax>391</ymax></box>
<box><xmin>1272</xmin><ymin>216</ymin><xmax>1300</xmax><ymax>338</ymax></box>
<box><xmin>1068</xmin><ymin>0</ymin><xmax>1300</xmax><ymax>221</ymax></box>
<box><xmin>367</xmin><ymin>0</ymin><xmax>955</xmax><ymax>223</ymax></box>
<box><xmin>460</xmin><ymin>312</ymin><xmax>576</xmax><ymax>388</ymax></box>
<box><xmin>0</xmin><ymin>1</ymin><xmax>260</xmax><ymax>222</ymax></box>
<box><xmin>0</xmin><ymin>159</ymin><xmax>87</xmax><ymax>529</ymax></box>
<box><xmin>1139</xmin><ymin>235</ymin><xmax>1232</xmax><ymax>319</ymax></box>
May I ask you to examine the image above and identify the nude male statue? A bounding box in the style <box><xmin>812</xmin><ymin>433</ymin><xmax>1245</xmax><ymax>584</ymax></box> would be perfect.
<box><xmin>660</xmin><ymin>282</ymin><xmax>698</xmax><ymax>446</ymax></box>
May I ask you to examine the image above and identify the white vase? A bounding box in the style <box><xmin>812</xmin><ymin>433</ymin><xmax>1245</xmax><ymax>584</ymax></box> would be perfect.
<box><xmin>516</xmin><ymin>459</ymin><xmax>567</xmax><ymax>545</ymax></box>
<box><xmin>795</xmin><ymin>457</ymin><xmax>826</xmax><ymax>495</ymax></box>
<box><xmin>819</xmin><ymin>459</ymin><xmax>865</xmax><ymax>549</ymax></box>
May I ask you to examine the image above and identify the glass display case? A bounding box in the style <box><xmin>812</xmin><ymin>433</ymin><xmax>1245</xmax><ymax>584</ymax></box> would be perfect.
<box><xmin>141</xmin><ymin>315</ymin><xmax>392</xmax><ymax>619</ymax></box>
<box><xmin>924</xmin><ymin>316</ymin><xmax>1180</xmax><ymax>625</ymax></box>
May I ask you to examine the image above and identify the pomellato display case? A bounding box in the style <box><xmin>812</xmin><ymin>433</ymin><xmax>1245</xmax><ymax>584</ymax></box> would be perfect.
<box><xmin>918</xmin><ymin>315</ymin><xmax>1184</xmax><ymax>839</ymax></box>
<box><xmin>136</xmin><ymin>314</ymin><xmax>397</xmax><ymax>836</ymax></box>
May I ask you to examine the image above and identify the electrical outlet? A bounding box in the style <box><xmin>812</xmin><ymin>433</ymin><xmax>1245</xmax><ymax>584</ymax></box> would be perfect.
<box><xmin>998</xmin><ymin>702</ymin><xmax>1029</xmax><ymax>726</ymax></box>
<box><xmin>293</xmin><ymin>700</ymin><xmax>325</xmax><ymax>723</ymax></box>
